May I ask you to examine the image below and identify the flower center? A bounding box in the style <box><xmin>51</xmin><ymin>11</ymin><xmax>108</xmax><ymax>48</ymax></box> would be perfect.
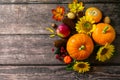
<box><xmin>101</xmin><ymin>48</ymin><xmax>108</xmax><ymax>55</ymax></box>
<box><xmin>83</xmin><ymin>22</ymin><xmax>92</xmax><ymax>32</ymax></box>
<box><xmin>78</xmin><ymin>63</ymin><xmax>85</xmax><ymax>68</ymax></box>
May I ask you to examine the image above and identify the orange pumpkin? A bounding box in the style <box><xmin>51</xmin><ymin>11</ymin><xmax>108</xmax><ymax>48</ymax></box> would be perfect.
<box><xmin>67</xmin><ymin>34</ymin><xmax>94</xmax><ymax>60</ymax></box>
<box><xmin>85</xmin><ymin>7</ymin><xmax>102</xmax><ymax>23</ymax></box>
<box><xmin>64</xmin><ymin>56</ymin><xmax>72</xmax><ymax>64</ymax></box>
<box><xmin>92</xmin><ymin>23</ymin><xmax>116</xmax><ymax>45</ymax></box>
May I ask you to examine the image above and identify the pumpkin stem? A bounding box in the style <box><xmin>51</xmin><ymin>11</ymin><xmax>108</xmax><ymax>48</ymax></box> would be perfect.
<box><xmin>102</xmin><ymin>26</ymin><xmax>109</xmax><ymax>34</ymax></box>
<box><xmin>79</xmin><ymin>45</ymin><xmax>85</xmax><ymax>50</ymax></box>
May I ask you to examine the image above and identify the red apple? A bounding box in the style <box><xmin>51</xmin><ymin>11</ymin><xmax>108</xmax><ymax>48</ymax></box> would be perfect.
<box><xmin>56</xmin><ymin>24</ymin><xmax>70</xmax><ymax>38</ymax></box>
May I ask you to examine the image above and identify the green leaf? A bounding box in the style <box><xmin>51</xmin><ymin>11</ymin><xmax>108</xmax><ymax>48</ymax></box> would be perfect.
<box><xmin>66</xmin><ymin>61</ymin><xmax>75</xmax><ymax>71</ymax></box>
<box><xmin>54</xmin><ymin>48</ymin><xmax>61</xmax><ymax>54</ymax></box>
<box><xmin>113</xmin><ymin>50</ymin><xmax>118</xmax><ymax>56</ymax></box>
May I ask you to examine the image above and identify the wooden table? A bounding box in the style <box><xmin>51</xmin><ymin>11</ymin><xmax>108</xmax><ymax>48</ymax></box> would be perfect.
<box><xmin>0</xmin><ymin>0</ymin><xmax>120</xmax><ymax>80</ymax></box>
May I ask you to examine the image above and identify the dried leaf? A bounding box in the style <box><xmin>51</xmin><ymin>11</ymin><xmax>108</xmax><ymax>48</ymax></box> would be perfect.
<box><xmin>46</xmin><ymin>27</ymin><xmax>55</xmax><ymax>33</ymax></box>
<box><xmin>50</xmin><ymin>34</ymin><xmax>55</xmax><ymax>38</ymax></box>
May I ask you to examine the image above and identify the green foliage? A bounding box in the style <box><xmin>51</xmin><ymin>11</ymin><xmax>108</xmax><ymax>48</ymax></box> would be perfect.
<box><xmin>66</xmin><ymin>61</ymin><xmax>75</xmax><ymax>71</ymax></box>
<box><xmin>54</xmin><ymin>48</ymin><xmax>61</xmax><ymax>54</ymax></box>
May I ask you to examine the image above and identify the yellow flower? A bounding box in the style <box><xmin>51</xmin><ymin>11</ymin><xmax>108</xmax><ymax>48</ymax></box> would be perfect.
<box><xmin>73</xmin><ymin>61</ymin><xmax>90</xmax><ymax>73</ymax></box>
<box><xmin>75</xmin><ymin>16</ymin><xmax>96</xmax><ymax>34</ymax></box>
<box><xmin>68</xmin><ymin>0</ymin><xmax>84</xmax><ymax>13</ymax></box>
<box><xmin>96</xmin><ymin>44</ymin><xmax>115</xmax><ymax>62</ymax></box>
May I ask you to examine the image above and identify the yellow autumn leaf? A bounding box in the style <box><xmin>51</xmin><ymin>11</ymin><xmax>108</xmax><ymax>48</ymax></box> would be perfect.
<box><xmin>50</xmin><ymin>34</ymin><xmax>55</xmax><ymax>38</ymax></box>
<box><xmin>46</xmin><ymin>27</ymin><xmax>55</xmax><ymax>33</ymax></box>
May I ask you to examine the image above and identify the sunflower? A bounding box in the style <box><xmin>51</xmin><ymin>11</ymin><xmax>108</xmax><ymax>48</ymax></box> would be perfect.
<box><xmin>96</xmin><ymin>43</ymin><xmax>115</xmax><ymax>62</ymax></box>
<box><xmin>75</xmin><ymin>16</ymin><xmax>96</xmax><ymax>34</ymax></box>
<box><xmin>68</xmin><ymin>0</ymin><xmax>84</xmax><ymax>13</ymax></box>
<box><xmin>73</xmin><ymin>61</ymin><xmax>90</xmax><ymax>73</ymax></box>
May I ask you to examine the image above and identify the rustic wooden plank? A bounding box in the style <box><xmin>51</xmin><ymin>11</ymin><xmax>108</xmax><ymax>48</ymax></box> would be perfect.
<box><xmin>56</xmin><ymin>0</ymin><xmax>120</xmax><ymax>3</ymax></box>
<box><xmin>0</xmin><ymin>66</ymin><xmax>74</xmax><ymax>80</ymax></box>
<box><xmin>75</xmin><ymin>66</ymin><xmax>120</xmax><ymax>80</ymax></box>
<box><xmin>0</xmin><ymin>34</ymin><xmax>62</xmax><ymax>64</ymax></box>
<box><xmin>0</xmin><ymin>4</ymin><xmax>52</xmax><ymax>34</ymax></box>
<box><xmin>0</xmin><ymin>0</ymin><xmax>119</xmax><ymax>3</ymax></box>
<box><xmin>0</xmin><ymin>34</ymin><xmax>119</xmax><ymax>64</ymax></box>
<box><xmin>0</xmin><ymin>66</ymin><xmax>119</xmax><ymax>80</ymax></box>
<box><xmin>0</xmin><ymin>4</ymin><xmax>119</xmax><ymax>34</ymax></box>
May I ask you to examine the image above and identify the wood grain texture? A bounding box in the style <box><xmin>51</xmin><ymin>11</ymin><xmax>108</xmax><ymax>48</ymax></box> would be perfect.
<box><xmin>0</xmin><ymin>3</ymin><xmax>119</xmax><ymax>64</ymax></box>
<box><xmin>0</xmin><ymin>66</ymin><xmax>119</xmax><ymax>80</ymax></box>
<box><xmin>0</xmin><ymin>0</ymin><xmax>119</xmax><ymax>3</ymax></box>
<box><xmin>0</xmin><ymin>66</ymin><xmax>74</xmax><ymax>80</ymax></box>
<box><xmin>0</xmin><ymin>1</ymin><xmax>119</xmax><ymax>79</ymax></box>
<box><xmin>0</xmin><ymin>4</ymin><xmax>119</xmax><ymax>34</ymax></box>
<box><xmin>0</xmin><ymin>35</ymin><xmax>62</xmax><ymax>64</ymax></box>
<box><xmin>0</xmin><ymin>34</ymin><xmax>119</xmax><ymax>64</ymax></box>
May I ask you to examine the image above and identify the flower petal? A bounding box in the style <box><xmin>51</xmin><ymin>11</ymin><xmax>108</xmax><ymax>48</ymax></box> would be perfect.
<box><xmin>51</xmin><ymin>6</ymin><xmax>65</xmax><ymax>21</ymax></box>
<box><xmin>96</xmin><ymin>44</ymin><xmax>115</xmax><ymax>62</ymax></box>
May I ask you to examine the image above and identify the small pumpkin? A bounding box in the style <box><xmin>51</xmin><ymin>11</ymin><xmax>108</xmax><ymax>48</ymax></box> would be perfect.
<box><xmin>64</xmin><ymin>55</ymin><xmax>72</xmax><ymax>64</ymax></box>
<box><xmin>92</xmin><ymin>23</ymin><xmax>116</xmax><ymax>45</ymax></box>
<box><xmin>85</xmin><ymin>7</ymin><xmax>102</xmax><ymax>23</ymax></box>
<box><xmin>67</xmin><ymin>33</ymin><xmax>94</xmax><ymax>60</ymax></box>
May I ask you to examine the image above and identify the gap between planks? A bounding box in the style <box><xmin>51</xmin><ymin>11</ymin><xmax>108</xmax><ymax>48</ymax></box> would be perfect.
<box><xmin>0</xmin><ymin>4</ymin><xmax>119</xmax><ymax>34</ymax></box>
<box><xmin>0</xmin><ymin>63</ymin><xmax>120</xmax><ymax>66</ymax></box>
<box><xmin>0</xmin><ymin>0</ymin><xmax>119</xmax><ymax>4</ymax></box>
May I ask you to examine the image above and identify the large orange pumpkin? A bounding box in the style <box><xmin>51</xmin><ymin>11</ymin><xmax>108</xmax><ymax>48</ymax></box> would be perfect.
<box><xmin>67</xmin><ymin>34</ymin><xmax>94</xmax><ymax>60</ymax></box>
<box><xmin>92</xmin><ymin>23</ymin><xmax>116</xmax><ymax>45</ymax></box>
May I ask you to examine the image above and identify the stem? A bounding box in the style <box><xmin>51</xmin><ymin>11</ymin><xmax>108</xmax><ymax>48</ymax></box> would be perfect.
<box><xmin>102</xmin><ymin>26</ymin><xmax>109</xmax><ymax>34</ymax></box>
<box><xmin>79</xmin><ymin>45</ymin><xmax>85</xmax><ymax>50</ymax></box>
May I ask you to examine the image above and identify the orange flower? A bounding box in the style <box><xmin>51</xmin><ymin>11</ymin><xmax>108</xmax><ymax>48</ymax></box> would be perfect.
<box><xmin>52</xmin><ymin>6</ymin><xmax>65</xmax><ymax>21</ymax></box>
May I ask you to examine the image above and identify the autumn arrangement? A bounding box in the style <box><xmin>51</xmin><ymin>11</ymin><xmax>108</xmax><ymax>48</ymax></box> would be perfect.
<box><xmin>46</xmin><ymin>0</ymin><xmax>116</xmax><ymax>73</ymax></box>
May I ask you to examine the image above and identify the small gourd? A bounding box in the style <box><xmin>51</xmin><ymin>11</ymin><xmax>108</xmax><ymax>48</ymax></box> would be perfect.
<box><xmin>104</xmin><ymin>16</ymin><xmax>111</xmax><ymax>24</ymax></box>
<box><xmin>67</xmin><ymin>12</ymin><xmax>76</xmax><ymax>19</ymax></box>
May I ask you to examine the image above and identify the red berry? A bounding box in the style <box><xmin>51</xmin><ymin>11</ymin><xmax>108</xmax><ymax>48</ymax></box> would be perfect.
<box><xmin>55</xmin><ymin>54</ymin><xmax>60</xmax><ymax>59</ymax></box>
<box><xmin>52</xmin><ymin>48</ymin><xmax>55</xmax><ymax>52</ymax></box>
<box><xmin>60</xmin><ymin>47</ymin><xmax>66</xmax><ymax>53</ymax></box>
<box><xmin>62</xmin><ymin>54</ymin><xmax>66</xmax><ymax>57</ymax></box>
